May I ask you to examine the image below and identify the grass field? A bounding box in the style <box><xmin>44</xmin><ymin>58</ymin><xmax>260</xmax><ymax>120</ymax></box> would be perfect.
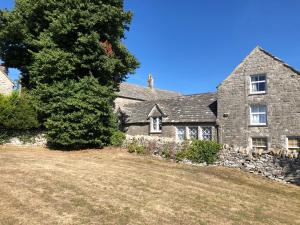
<box><xmin>0</xmin><ymin>146</ymin><xmax>299</xmax><ymax>225</ymax></box>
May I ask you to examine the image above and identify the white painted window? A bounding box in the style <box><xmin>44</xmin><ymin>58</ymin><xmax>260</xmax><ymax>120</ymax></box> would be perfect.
<box><xmin>250</xmin><ymin>74</ymin><xmax>266</xmax><ymax>94</ymax></box>
<box><xmin>150</xmin><ymin>117</ymin><xmax>162</xmax><ymax>133</ymax></box>
<box><xmin>250</xmin><ymin>105</ymin><xmax>267</xmax><ymax>125</ymax></box>
<box><xmin>176</xmin><ymin>127</ymin><xmax>186</xmax><ymax>141</ymax></box>
<box><xmin>188</xmin><ymin>127</ymin><xmax>198</xmax><ymax>140</ymax></box>
<box><xmin>287</xmin><ymin>137</ymin><xmax>300</xmax><ymax>150</ymax></box>
<box><xmin>252</xmin><ymin>138</ymin><xmax>268</xmax><ymax>151</ymax></box>
<box><xmin>202</xmin><ymin>127</ymin><xmax>212</xmax><ymax>140</ymax></box>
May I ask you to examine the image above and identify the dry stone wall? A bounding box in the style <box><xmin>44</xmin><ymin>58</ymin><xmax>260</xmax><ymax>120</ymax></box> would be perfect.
<box><xmin>124</xmin><ymin>135</ymin><xmax>300</xmax><ymax>185</ymax></box>
<box><xmin>216</xmin><ymin>145</ymin><xmax>300</xmax><ymax>185</ymax></box>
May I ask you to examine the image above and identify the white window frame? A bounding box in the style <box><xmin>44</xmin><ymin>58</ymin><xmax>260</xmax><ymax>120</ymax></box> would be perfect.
<box><xmin>250</xmin><ymin>105</ymin><xmax>267</xmax><ymax>126</ymax></box>
<box><xmin>250</xmin><ymin>74</ymin><xmax>266</xmax><ymax>94</ymax></box>
<box><xmin>176</xmin><ymin>126</ymin><xmax>213</xmax><ymax>141</ymax></box>
<box><xmin>251</xmin><ymin>137</ymin><xmax>268</xmax><ymax>151</ymax></box>
<box><xmin>287</xmin><ymin>137</ymin><xmax>300</xmax><ymax>150</ymax></box>
<box><xmin>150</xmin><ymin>117</ymin><xmax>162</xmax><ymax>133</ymax></box>
<box><xmin>176</xmin><ymin>126</ymin><xmax>186</xmax><ymax>141</ymax></box>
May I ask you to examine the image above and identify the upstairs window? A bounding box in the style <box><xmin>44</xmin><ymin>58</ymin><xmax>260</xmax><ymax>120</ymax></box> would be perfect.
<box><xmin>287</xmin><ymin>137</ymin><xmax>300</xmax><ymax>150</ymax></box>
<box><xmin>252</xmin><ymin>137</ymin><xmax>268</xmax><ymax>151</ymax></box>
<box><xmin>250</xmin><ymin>74</ymin><xmax>266</xmax><ymax>94</ymax></box>
<box><xmin>250</xmin><ymin>105</ymin><xmax>267</xmax><ymax>125</ymax></box>
<box><xmin>150</xmin><ymin>117</ymin><xmax>162</xmax><ymax>133</ymax></box>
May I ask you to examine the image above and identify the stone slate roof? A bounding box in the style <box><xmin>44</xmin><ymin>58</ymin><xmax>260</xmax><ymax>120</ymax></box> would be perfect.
<box><xmin>121</xmin><ymin>93</ymin><xmax>217</xmax><ymax>124</ymax></box>
<box><xmin>117</xmin><ymin>83</ymin><xmax>182</xmax><ymax>101</ymax></box>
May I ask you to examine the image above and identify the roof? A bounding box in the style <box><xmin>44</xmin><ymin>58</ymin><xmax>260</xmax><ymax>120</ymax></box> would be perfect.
<box><xmin>117</xmin><ymin>83</ymin><xmax>182</xmax><ymax>101</ymax></box>
<box><xmin>121</xmin><ymin>93</ymin><xmax>217</xmax><ymax>124</ymax></box>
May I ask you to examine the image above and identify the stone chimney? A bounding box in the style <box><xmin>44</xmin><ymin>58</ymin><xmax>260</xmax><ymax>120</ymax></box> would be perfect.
<box><xmin>148</xmin><ymin>74</ymin><xmax>154</xmax><ymax>89</ymax></box>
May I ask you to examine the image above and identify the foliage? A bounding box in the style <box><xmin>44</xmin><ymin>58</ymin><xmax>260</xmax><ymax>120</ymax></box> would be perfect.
<box><xmin>0</xmin><ymin>0</ymin><xmax>139</xmax><ymax>89</ymax></box>
<box><xmin>37</xmin><ymin>77</ymin><xmax>117</xmax><ymax>149</ymax></box>
<box><xmin>127</xmin><ymin>140</ymin><xmax>145</xmax><ymax>154</ymax></box>
<box><xmin>0</xmin><ymin>0</ymin><xmax>139</xmax><ymax>148</ymax></box>
<box><xmin>0</xmin><ymin>92</ymin><xmax>39</xmax><ymax>130</ymax></box>
<box><xmin>161</xmin><ymin>143</ymin><xmax>176</xmax><ymax>159</ymax></box>
<box><xmin>176</xmin><ymin>140</ymin><xmax>222</xmax><ymax>164</ymax></box>
<box><xmin>0</xmin><ymin>131</ymin><xmax>9</xmax><ymax>144</ymax></box>
<box><xmin>110</xmin><ymin>130</ymin><xmax>125</xmax><ymax>147</ymax></box>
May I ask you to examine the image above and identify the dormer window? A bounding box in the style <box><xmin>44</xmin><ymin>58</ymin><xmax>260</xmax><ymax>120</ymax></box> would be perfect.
<box><xmin>250</xmin><ymin>74</ymin><xmax>266</xmax><ymax>94</ymax></box>
<box><xmin>150</xmin><ymin>117</ymin><xmax>162</xmax><ymax>133</ymax></box>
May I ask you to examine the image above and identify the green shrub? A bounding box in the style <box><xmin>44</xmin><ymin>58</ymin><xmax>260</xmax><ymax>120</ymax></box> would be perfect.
<box><xmin>127</xmin><ymin>141</ymin><xmax>145</xmax><ymax>154</ymax></box>
<box><xmin>110</xmin><ymin>131</ymin><xmax>125</xmax><ymax>147</ymax></box>
<box><xmin>176</xmin><ymin>140</ymin><xmax>222</xmax><ymax>164</ymax></box>
<box><xmin>0</xmin><ymin>92</ymin><xmax>39</xmax><ymax>130</ymax></box>
<box><xmin>0</xmin><ymin>131</ymin><xmax>9</xmax><ymax>144</ymax></box>
<box><xmin>161</xmin><ymin>143</ymin><xmax>176</xmax><ymax>159</ymax></box>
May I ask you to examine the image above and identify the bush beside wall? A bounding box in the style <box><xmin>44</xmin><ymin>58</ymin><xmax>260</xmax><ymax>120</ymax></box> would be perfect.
<box><xmin>0</xmin><ymin>92</ymin><xmax>39</xmax><ymax>130</ymax></box>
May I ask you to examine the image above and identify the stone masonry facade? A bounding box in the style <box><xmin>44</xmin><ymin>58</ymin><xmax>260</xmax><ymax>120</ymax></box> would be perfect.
<box><xmin>217</xmin><ymin>47</ymin><xmax>300</xmax><ymax>153</ymax></box>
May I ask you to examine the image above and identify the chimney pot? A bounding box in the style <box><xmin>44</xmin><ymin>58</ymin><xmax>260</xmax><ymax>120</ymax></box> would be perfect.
<box><xmin>148</xmin><ymin>74</ymin><xmax>154</xmax><ymax>89</ymax></box>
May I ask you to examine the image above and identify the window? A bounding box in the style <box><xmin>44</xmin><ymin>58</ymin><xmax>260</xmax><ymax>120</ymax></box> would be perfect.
<box><xmin>188</xmin><ymin>127</ymin><xmax>198</xmax><ymax>139</ymax></box>
<box><xmin>150</xmin><ymin>117</ymin><xmax>162</xmax><ymax>133</ymax></box>
<box><xmin>250</xmin><ymin>105</ymin><xmax>267</xmax><ymax>125</ymax></box>
<box><xmin>176</xmin><ymin>127</ymin><xmax>186</xmax><ymax>141</ymax></box>
<box><xmin>252</xmin><ymin>138</ymin><xmax>268</xmax><ymax>151</ymax></box>
<box><xmin>287</xmin><ymin>137</ymin><xmax>300</xmax><ymax>150</ymax></box>
<box><xmin>250</xmin><ymin>74</ymin><xmax>266</xmax><ymax>94</ymax></box>
<box><xmin>202</xmin><ymin>127</ymin><xmax>212</xmax><ymax>140</ymax></box>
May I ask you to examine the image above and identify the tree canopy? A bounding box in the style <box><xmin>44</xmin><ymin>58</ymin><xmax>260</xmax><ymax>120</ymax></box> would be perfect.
<box><xmin>0</xmin><ymin>0</ymin><xmax>139</xmax><ymax>148</ymax></box>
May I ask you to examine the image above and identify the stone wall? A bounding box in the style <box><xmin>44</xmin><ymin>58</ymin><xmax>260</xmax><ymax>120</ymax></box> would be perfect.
<box><xmin>124</xmin><ymin>135</ymin><xmax>300</xmax><ymax>185</ymax></box>
<box><xmin>216</xmin><ymin>145</ymin><xmax>300</xmax><ymax>185</ymax></box>
<box><xmin>217</xmin><ymin>47</ymin><xmax>300</xmax><ymax>151</ymax></box>
<box><xmin>125</xmin><ymin>124</ymin><xmax>177</xmax><ymax>138</ymax></box>
<box><xmin>1</xmin><ymin>131</ymin><xmax>47</xmax><ymax>147</ymax></box>
<box><xmin>114</xmin><ymin>97</ymin><xmax>143</xmax><ymax>110</ymax></box>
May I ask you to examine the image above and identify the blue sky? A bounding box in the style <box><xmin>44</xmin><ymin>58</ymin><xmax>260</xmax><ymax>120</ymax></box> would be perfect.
<box><xmin>1</xmin><ymin>0</ymin><xmax>300</xmax><ymax>94</ymax></box>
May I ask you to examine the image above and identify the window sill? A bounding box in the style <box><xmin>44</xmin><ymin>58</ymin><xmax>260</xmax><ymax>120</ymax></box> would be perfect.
<box><xmin>150</xmin><ymin>131</ymin><xmax>162</xmax><ymax>134</ymax></box>
<box><xmin>249</xmin><ymin>92</ymin><xmax>266</xmax><ymax>96</ymax></box>
<box><xmin>249</xmin><ymin>124</ymin><xmax>268</xmax><ymax>127</ymax></box>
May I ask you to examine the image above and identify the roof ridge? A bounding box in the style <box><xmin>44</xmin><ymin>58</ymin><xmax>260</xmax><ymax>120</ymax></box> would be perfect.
<box><xmin>121</xmin><ymin>82</ymin><xmax>181</xmax><ymax>94</ymax></box>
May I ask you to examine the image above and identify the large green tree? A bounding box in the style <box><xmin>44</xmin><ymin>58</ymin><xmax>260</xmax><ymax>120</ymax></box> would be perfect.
<box><xmin>0</xmin><ymin>0</ymin><xmax>139</xmax><ymax>148</ymax></box>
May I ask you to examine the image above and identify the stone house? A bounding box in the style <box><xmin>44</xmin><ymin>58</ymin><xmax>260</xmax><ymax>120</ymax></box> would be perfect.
<box><xmin>0</xmin><ymin>65</ymin><xmax>13</xmax><ymax>95</ymax></box>
<box><xmin>121</xmin><ymin>93</ymin><xmax>217</xmax><ymax>141</ymax></box>
<box><xmin>119</xmin><ymin>46</ymin><xmax>300</xmax><ymax>152</ymax></box>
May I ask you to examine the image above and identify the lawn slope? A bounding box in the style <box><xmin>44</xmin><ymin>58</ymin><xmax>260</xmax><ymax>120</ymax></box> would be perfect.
<box><xmin>0</xmin><ymin>147</ymin><xmax>299</xmax><ymax>225</ymax></box>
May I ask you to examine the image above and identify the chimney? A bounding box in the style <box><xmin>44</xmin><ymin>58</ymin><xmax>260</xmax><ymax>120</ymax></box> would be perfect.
<box><xmin>148</xmin><ymin>74</ymin><xmax>154</xmax><ymax>89</ymax></box>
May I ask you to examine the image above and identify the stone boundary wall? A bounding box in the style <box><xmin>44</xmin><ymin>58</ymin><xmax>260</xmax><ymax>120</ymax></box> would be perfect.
<box><xmin>124</xmin><ymin>135</ymin><xmax>300</xmax><ymax>185</ymax></box>
<box><xmin>0</xmin><ymin>132</ymin><xmax>47</xmax><ymax>147</ymax></box>
<box><xmin>216</xmin><ymin>145</ymin><xmax>300</xmax><ymax>185</ymax></box>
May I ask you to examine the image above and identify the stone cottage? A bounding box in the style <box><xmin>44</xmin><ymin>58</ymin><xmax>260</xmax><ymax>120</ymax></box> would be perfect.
<box><xmin>0</xmin><ymin>65</ymin><xmax>13</xmax><ymax>95</ymax></box>
<box><xmin>119</xmin><ymin>46</ymin><xmax>300</xmax><ymax>153</ymax></box>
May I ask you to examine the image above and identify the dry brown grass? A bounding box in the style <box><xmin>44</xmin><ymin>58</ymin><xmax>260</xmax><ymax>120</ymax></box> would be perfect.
<box><xmin>0</xmin><ymin>146</ymin><xmax>299</xmax><ymax>225</ymax></box>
